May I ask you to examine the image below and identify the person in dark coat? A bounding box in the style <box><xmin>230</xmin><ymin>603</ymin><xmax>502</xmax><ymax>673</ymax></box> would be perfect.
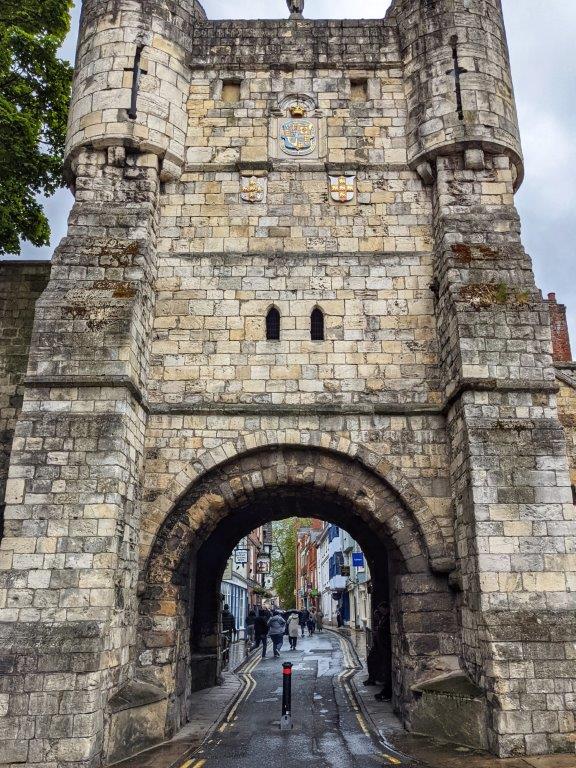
<box><xmin>299</xmin><ymin>607</ymin><xmax>309</xmax><ymax>637</ymax></box>
<box><xmin>245</xmin><ymin>608</ymin><xmax>256</xmax><ymax>645</ymax></box>
<box><xmin>222</xmin><ymin>604</ymin><xmax>236</xmax><ymax>637</ymax></box>
<box><xmin>267</xmin><ymin>611</ymin><xmax>287</xmax><ymax>657</ymax></box>
<box><xmin>221</xmin><ymin>604</ymin><xmax>236</xmax><ymax>663</ymax></box>
<box><xmin>363</xmin><ymin>602</ymin><xmax>393</xmax><ymax>701</ymax></box>
<box><xmin>306</xmin><ymin>608</ymin><xmax>317</xmax><ymax>636</ymax></box>
<box><xmin>252</xmin><ymin>608</ymin><xmax>270</xmax><ymax>658</ymax></box>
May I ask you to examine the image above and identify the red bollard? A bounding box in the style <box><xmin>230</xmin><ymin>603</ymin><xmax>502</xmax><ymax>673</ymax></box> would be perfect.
<box><xmin>281</xmin><ymin>662</ymin><xmax>293</xmax><ymax>731</ymax></box>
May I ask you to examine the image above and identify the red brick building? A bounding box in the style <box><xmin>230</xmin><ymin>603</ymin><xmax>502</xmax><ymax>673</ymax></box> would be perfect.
<box><xmin>296</xmin><ymin>520</ymin><xmax>324</xmax><ymax>609</ymax></box>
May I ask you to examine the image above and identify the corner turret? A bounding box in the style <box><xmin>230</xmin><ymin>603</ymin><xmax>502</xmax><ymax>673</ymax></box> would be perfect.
<box><xmin>391</xmin><ymin>0</ymin><xmax>524</xmax><ymax>187</ymax></box>
<box><xmin>65</xmin><ymin>0</ymin><xmax>206</xmax><ymax>183</ymax></box>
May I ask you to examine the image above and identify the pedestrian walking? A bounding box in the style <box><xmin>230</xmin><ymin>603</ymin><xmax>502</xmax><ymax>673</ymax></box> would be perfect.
<box><xmin>299</xmin><ymin>607</ymin><xmax>309</xmax><ymax>637</ymax></box>
<box><xmin>267</xmin><ymin>610</ymin><xmax>287</xmax><ymax>657</ymax></box>
<box><xmin>221</xmin><ymin>603</ymin><xmax>236</xmax><ymax>666</ymax></box>
<box><xmin>252</xmin><ymin>608</ymin><xmax>270</xmax><ymax>658</ymax></box>
<box><xmin>245</xmin><ymin>608</ymin><xmax>256</xmax><ymax>645</ymax></box>
<box><xmin>316</xmin><ymin>608</ymin><xmax>324</xmax><ymax>632</ymax></box>
<box><xmin>307</xmin><ymin>608</ymin><xmax>317</xmax><ymax>636</ymax></box>
<box><xmin>222</xmin><ymin>604</ymin><xmax>236</xmax><ymax>638</ymax></box>
<box><xmin>336</xmin><ymin>608</ymin><xmax>343</xmax><ymax>628</ymax></box>
<box><xmin>287</xmin><ymin>611</ymin><xmax>300</xmax><ymax>650</ymax></box>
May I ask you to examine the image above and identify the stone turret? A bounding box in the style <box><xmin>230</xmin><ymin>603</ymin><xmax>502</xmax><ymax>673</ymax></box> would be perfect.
<box><xmin>392</xmin><ymin>0</ymin><xmax>523</xmax><ymax>187</ymax></box>
<box><xmin>65</xmin><ymin>0</ymin><xmax>206</xmax><ymax>183</ymax></box>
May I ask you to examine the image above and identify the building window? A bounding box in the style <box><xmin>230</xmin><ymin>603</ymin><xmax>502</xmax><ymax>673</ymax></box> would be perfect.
<box><xmin>351</xmin><ymin>78</ymin><xmax>368</xmax><ymax>102</ymax></box>
<box><xmin>222</xmin><ymin>79</ymin><xmax>241</xmax><ymax>103</ymax></box>
<box><xmin>266</xmin><ymin>306</ymin><xmax>280</xmax><ymax>340</ymax></box>
<box><xmin>311</xmin><ymin>307</ymin><xmax>325</xmax><ymax>341</ymax></box>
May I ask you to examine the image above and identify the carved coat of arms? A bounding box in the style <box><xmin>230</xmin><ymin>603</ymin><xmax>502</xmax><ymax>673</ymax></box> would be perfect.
<box><xmin>241</xmin><ymin>176</ymin><xmax>265</xmax><ymax>203</ymax></box>
<box><xmin>329</xmin><ymin>174</ymin><xmax>356</xmax><ymax>203</ymax></box>
<box><xmin>280</xmin><ymin>105</ymin><xmax>317</xmax><ymax>157</ymax></box>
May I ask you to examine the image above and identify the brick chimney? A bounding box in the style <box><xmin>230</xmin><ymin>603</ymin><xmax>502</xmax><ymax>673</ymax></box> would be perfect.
<box><xmin>548</xmin><ymin>293</ymin><xmax>573</xmax><ymax>362</ymax></box>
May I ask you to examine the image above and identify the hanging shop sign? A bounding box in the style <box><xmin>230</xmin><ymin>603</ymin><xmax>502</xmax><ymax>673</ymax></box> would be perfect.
<box><xmin>352</xmin><ymin>552</ymin><xmax>365</xmax><ymax>568</ymax></box>
<box><xmin>256</xmin><ymin>557</ymin><xmax>271</xmax><ymax>574</ymax></box>
<box><xmin>234</xmin><ymin>549</ymin><xmax>249</xmax><ymax>564</ymax></box>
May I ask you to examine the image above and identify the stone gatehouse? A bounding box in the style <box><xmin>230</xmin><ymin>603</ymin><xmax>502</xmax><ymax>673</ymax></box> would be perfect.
<box><xmin>1</xmin><ymin>1</ymin><xmax>576</xmax><ymax>766</ymax></box>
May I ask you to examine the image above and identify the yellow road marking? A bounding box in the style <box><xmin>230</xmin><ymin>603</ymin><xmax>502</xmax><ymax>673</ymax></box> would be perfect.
<box><xmin>225</xmin><ymin>653</ymin><xmax>261</xmax><ymax>723</ymax></box>
<box><xmin>356</xmin><ymin>712</ymin><xmax>369</xmax><ymax>735</ymax></box>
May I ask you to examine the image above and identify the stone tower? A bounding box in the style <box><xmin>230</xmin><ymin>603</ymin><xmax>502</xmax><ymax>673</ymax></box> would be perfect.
<box><xmin>1</xmin><ymin>1</ymin><xmax>575</xmax><ymax>766</ymax></box>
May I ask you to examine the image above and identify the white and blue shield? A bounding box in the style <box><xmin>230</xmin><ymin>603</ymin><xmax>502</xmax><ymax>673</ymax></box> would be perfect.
<box><xmin>280</xmin><ymin>118</ymin><xmax>317</xmax><ymax>156</ymax></box>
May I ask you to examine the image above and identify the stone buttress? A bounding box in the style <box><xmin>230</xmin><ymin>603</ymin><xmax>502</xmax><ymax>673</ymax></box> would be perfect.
<box><xmin>0</xmin><ymin>2</ymin><xmax>204</xmax><ymax>766</ymax></box>
<box><xmin>395</xmin><ymin>0</ymin><xmax>576</xmax><ymax>756</ymax></box>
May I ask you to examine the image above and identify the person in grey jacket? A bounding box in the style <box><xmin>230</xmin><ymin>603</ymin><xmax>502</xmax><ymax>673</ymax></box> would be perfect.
<box><xmin>267</xmin><ymin>611</ymin><xmax>287</xmax><ymax>657</ymax></box>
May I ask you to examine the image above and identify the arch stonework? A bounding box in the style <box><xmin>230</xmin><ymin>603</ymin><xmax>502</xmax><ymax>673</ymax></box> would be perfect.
<box><xmin>137</xmin><ymin>443</ymin><xmax>461</xmax><ymax>743</ymax></box>
<box><xmin>140</xmin><ymin>432</ymin><xmax>456</xmax><ymax>575</ymax></box>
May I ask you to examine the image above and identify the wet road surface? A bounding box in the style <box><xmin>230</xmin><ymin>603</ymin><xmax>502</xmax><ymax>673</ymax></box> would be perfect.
<box><xmin>192</xmin><ymin>630</ymin><xmax>413</xmax><ymax>768</ymax></box>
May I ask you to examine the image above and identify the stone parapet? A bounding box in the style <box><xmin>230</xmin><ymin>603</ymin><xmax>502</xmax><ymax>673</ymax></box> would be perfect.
<box><xmin>188</xmin><ymin>19</ymin><xmax>400</xmax><ymax>70</ymax></box>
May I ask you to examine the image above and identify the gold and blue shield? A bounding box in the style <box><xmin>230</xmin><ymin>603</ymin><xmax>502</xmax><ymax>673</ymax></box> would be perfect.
<box><xmin>280</xmin><ymin>118</ymin><xmax>317</xmax><ymax>156</ymax></box>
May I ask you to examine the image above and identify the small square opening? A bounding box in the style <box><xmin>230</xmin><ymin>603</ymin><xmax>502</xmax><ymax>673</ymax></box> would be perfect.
<box><xmin>222</xmin><ymin>80</ymin><xmax>241</xmax><ymax>103</ymax></box>
<box><xmin>350</xmin><ymin>79</ymin><xmax>368</xmax><ymax>103</ymax></box>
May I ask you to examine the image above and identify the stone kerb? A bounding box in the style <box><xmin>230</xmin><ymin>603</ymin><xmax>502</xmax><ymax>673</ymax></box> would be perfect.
<box><xmin>140</xmin><ymin>431</ymin><xmax>456</xmax><ymax>574</ymax></box>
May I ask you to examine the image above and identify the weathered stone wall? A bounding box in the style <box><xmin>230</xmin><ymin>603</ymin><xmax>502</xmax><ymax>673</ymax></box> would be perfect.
<box><xmin>1</xmin><ymin>0</ymin><xmax>575</xmax><ymax>765</ymax></box>
<box><xmin>433</xmin><ymin>150</ymin><xmax>576</xmax><ymax>756</ymax></box>
<box><xmin>0</xmin><ymin>145</ymin><xmax>161</xmax><ymax>767</ymax></box>
<box><xmin>0</xmin><ymin>262</ymin><xmax>50</xmax><ymax>517</ymax></box>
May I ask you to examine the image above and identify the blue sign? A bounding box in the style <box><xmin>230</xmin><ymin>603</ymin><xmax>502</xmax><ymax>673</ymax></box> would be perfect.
<box><xmin>352</xmin><ymin>553</ymin><xmax>365</xmax><ymax>568</ymax></box>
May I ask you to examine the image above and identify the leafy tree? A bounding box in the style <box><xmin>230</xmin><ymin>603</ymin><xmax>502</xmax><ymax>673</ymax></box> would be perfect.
<box><xmin>271</xmin><ymin>518</ymin><xmax>311</xmax><ymax>609</ymax></box>
<box><xmin>0</xmin><ymin>1</ymin><xmax>73</xmax><ymax>255</ymax></box>
<box><xmin>271</xmin><ymin>519</ymin><xmax>298</xmax><ymax>609</ymax></box>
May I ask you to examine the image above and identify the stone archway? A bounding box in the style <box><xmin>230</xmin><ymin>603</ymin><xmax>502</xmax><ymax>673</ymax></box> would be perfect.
<box><xmin>135</xmin><ymin>444</ymin><xmax>460</xmax><ymax>748</ymax></box>
<box><xmin>140</xmin><ymin>431</ymin><xmax>456</xmax><ymax>573</ymax></box>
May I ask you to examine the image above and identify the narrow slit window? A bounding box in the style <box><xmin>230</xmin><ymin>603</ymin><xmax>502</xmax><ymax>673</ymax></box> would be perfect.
<box><xmin>350</xmin><ymin>79</ymin><xmax>368</xmax><ymax>103</ymax></box>
<box><xmin>311</xmin><ymin>308</ymin><xmax>325</xmax><ymax>341</ymax></box>
<box><xmin>266</xmin><ymin>307</ymin><xmax>280</xmax><ymax>340</ymax></box>
<box><xmin>222</xmin><ymin>79</ymin><xmax>241</xmax><ymax>103</ymax></box>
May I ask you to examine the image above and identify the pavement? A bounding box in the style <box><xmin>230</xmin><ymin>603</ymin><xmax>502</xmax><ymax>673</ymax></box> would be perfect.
<box><xmin>111</xmin><ymin>630</ymin><xmax>576</xmax><ymax>768</ymax></box>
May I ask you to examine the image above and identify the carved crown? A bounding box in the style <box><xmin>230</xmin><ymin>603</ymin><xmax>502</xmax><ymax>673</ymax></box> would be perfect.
<box><xmin>289</xmin><ymin>104</ymin><xmax>306</xmax><ymax>118</ymax></box>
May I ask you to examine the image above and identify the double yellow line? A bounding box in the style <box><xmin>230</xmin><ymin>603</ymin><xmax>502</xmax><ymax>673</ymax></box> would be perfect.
<box><xmin>336</xmin><ymin>634</ymin><xmax>402</xmax><ymax>766</ymax></box>
<box><xmin>218</xmin><ymin>652</ymin><xmax>261</xmax><ymax>734</ymax></box>
<box><xmin>178</xmin><ymin>654</ymin><xmax>261</xmax><ymax>768</ymax></box>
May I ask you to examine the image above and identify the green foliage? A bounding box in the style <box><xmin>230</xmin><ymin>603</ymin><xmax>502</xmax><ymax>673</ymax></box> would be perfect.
<box><xmin>0</xmin><ymin>0</ymin><xmax>74</xmax><ymax>255</ymax></box>
<box><xmin>271</xmin><ymin>519</ymin><xmax>298</xmax><ymax>609</ymax></box>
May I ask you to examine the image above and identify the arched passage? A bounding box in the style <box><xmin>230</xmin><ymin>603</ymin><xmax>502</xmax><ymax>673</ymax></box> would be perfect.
<box><xmin>137</xmin><ymin>445</ymin><xmax>459</xmax><ymax>741</ymax></box>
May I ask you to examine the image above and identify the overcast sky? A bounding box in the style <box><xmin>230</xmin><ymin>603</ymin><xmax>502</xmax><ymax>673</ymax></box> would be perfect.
<box><xmin>19</xmin><ymin>0</ymin><xmax>576</xmax><ymax>343</ymax></box>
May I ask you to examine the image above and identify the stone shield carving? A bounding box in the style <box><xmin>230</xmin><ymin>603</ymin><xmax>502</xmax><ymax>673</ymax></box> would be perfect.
<box><xmin>280</xmin><ymin>117</ymin><xmax>317</xmax><ymax>157</ymax></box>
<box><xmin>329</xmin><ymin>174</ymin><xmax>356</xmax><ymax>203</ymax></box>
<box><xmin>241</xmin><ymin>176</ymin><xmax>266</xmax><ymax>203</ymax></box>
